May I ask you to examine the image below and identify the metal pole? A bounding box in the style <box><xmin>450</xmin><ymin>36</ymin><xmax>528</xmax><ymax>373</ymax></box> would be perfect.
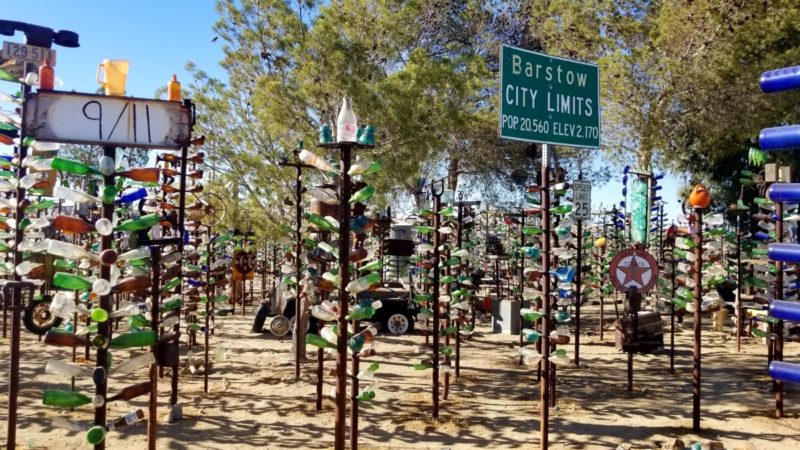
<box><xmin>5</xmin><ymin>284</ymin><xmax>24</xmax><ymax>450</ymax></box>
<box><xmin>93</xmin><ymin>145</ymin><xmax>116</xmax><ymax>450</ymax></box>
<box><xmin>540</xmin><ymin>144</ymin><xmax>551</xmax><ymax>450</ymax></box>
<box><xmin>148</xmin><ymin>247</ymin><xmax>161</xmax><ymax>450</ymax></box>
<box><xmin>519</xmin><ymin>209</ymin><xmax>526</xmax><ymax>365</ymax></box>
<box><xmin>334</xmin><ymin>144</ymin><xmax>353</xmax><ymax>450</ymax></box>
<box><xmin>575</xmin><ymin>172</ymin><xmax>583</xmax><ymax>366</ymax></box>
<box><xmin>170</xmin><ymin>144</ymin><xmax>188</xmax><ymax>407</ymax></box>
<box><xmin>670</xmin><ymin>251</ymin><xmax>676</xmax><ymax>374</ymax></box>
<box><xmin>736</xmin><ymin>214</ymin><xmax>742</xmax><ymax>353</ymax></box>
<box><xmin>456</xmin><ymin>200</ymin><xmax>463</xmax><ymax>378</ymax></box>
<box><xmin>204</xmin><ymin>234</ymin><xmax>213</xmax><ymax>393</ymax></box>
<box><xmin>295</xmin><ymin>160</ymin><xmax>303</xmax><ymax>381</ymax></box>
<box><xmin>774</xmin><ymin>202</ymin><xmax>784</xmax><ymax>418</ymax></box>
<box><xmin>692</xmin><ymin>208</ymin><xmax>703</xmax><ymax>432</ymax></box>
<box><xmin>431</xmin><ymin>184</ymin><xmax>443</xmax><ymax>418</ymax></box>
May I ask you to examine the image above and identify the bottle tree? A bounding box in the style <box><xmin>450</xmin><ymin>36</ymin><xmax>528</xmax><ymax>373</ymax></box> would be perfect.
<box><xmin>299</xmin><ymin>96</ymin><xmax>382</xmax><ymax>450</ymax></box>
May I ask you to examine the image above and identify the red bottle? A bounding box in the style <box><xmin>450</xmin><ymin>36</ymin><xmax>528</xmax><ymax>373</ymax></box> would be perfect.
<box><xmin>38</xmin><ymin>59</ymin><xmax>54</xmax><ymax>91</ymax></box>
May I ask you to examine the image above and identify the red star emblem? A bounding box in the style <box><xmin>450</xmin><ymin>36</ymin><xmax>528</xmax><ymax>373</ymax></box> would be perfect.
<box><xmin>619</xmin><ymin>255</ymin><xmax>650</xmax><ymax>287</ymax></box>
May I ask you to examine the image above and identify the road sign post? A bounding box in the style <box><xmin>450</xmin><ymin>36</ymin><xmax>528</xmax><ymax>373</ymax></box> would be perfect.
<box><xmin>499</xmin><ymin>44</ymin><xmax>600</xmax><ymax>148</ymax></box>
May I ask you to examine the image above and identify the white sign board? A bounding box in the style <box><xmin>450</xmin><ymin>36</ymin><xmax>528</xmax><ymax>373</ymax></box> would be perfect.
<box><xmin>22</xmin><ymin>91</ymin><xmax>191</xmax><ymax>149</ymax></box>
<box><xmin>2</xmin><ymin>41</ymin><xmax>56</xmax><ymax>66</ymax></box>
<box><xmin>572</xmin><ymin>180</ymin><xmax>591</xmax><ymax>221</ymax></box>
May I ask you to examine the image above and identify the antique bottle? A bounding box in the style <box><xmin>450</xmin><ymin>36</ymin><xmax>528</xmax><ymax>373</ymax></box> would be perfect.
<box><xmin>167</xmin><ymin>74</ymin><xmax>182</xmax><ymax>101</ymax></box>
<box><xmin>38</xmin><ymin>58</ymin><xmax>54</xmax><ymax>90</ymax></box>
<box><xmin>336</xmin><ymin>97</ymin><xmax>358</xmax><ymax>143</ymax></box>
<box><xmin>107</xmin><ymin>408</ymin><xmax>146</xmax><ymax>431</ymax></box>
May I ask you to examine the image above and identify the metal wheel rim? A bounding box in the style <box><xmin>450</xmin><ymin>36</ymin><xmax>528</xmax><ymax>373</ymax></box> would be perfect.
<box><xmin>386</xmin><ymin>313</ymin><xmax>409</xmax><ymax>335</ymax></box>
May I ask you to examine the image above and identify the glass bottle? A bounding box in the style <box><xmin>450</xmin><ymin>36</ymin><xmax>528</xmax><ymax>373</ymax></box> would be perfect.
<box><xmin>107</xmin><ymin>409</ymin><xmax>146</xmax><ymax>431</ymax></box>
<box><xmin>112</xmin><ymin>276</ymin><xmax>152</xmax><ymax>294</ymax></box>
<box><xmin>51</xmin><ymin>157</ymin><xmax>101</xmax><ymax>176</ymax></box>
<box><xmin>106</xmin><ymin>381</ymin><xmax>152</xmax><ymax>401</ymax></box>
<box><xmin>349</xmin><ymin>185</ymin><xmax>375</xmax><ymax>204</ymax></box>
<box><xmin>53</xmin><ymin>185</ymin><xmax>101</xmax><ymax>205</ymax></box>
<box><xmin>51</xmin><ymin>215</ymin><xmax>95</xmax><ymax>234</ymax></box>
<box><xmin>42</xmin><ymin>389</ymin><xmax>92</xmax><ymax>408</ymax></box>
<box><xmin>345</xmin><ymin>273</ymin><xmax>380</xmax><ymax>294</ymax></box>
<box><xmin>114</xmin><ymin>214</ymin><xmax>158</xmax><ymax>232</ymax></box>
<box><xmin>111</xmin><ymin>352</ymin><xmax>155</xmax><ymax>375</ymax></box>
<box><xmin>336</xmin><ymin>96</ymin><xmax>358</xmax><ymax>143</ymax></box>
<box><xmin>52</xmin><ymin>272</ymin><xmax>93</xmax><ymax>291</ymax></box>
<box><xmin>117</xmin><ymin>167</ymin><xmax>160</xmax><ymax>183</ymax></box>
<box><xmin>167</xmin><ymin>74</ymin><xmax>182</xmax><ymax>101</ymax></box>
<box><xmin>108</xmin><ymin>331</ymin><xmax>157</xmax><ymax>349</ymax></box>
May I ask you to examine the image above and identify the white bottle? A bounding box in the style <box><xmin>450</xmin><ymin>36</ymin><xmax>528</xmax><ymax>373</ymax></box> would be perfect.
<box><xmin>336</xmin><ymin>96</ymin><xmax>358</xmax><ymax>143</ymax></box>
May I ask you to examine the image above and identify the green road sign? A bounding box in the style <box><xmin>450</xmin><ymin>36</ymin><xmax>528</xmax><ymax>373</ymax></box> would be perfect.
<box><xmin>499</xmin><ymin>44</ymin><xmax>600</xmax><ymax>148</ymax></box>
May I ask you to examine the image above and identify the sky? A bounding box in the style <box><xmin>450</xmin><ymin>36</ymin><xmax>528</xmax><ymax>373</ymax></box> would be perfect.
<box><xmin>1</xmin><ymin>0</ymin><xmax>683</xmax><ymax>221</ymax></box>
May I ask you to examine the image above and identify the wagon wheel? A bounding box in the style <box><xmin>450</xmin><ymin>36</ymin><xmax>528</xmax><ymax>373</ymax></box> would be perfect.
<box><xmin>189</xmin><ymin>192</ymin><xmax>226</xmax><ymax>228</ymax></box>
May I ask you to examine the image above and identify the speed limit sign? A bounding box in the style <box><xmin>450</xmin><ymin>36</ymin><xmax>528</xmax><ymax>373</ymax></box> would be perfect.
<box><xmin>573</xmin><ymin>180</ymin><xmax>591</xmax><ymax>221</ymax></box>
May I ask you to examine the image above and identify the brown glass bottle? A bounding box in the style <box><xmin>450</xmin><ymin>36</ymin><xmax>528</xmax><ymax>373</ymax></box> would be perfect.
<box><xmin>107</xmin><ymin>409</ymin><xmax>145</xmax><ymax>431</ymax></box>
<box><xmin>188</xmin><ymin>152</ymin><xmax>205</xmax><ymax>163</ymax></box>
<box><xmin>117</xmin><ymin>168</ymin><xmax>160</xmax><ymax>183</ymax></box>
<box><xmin>52</xmin><ymin>215</ymin><xmax>95</xmax><ymax>234</ymax></box>
<box><xmin>107</xmin><ymin>382</ymin><xmax>152</xmax><ymax>402</ymax></box>
<box><xmin>112</xmin><ymin>276</ymin><xmax>152</xmax><ymax>294</ymax></box>
<box><xmin>45</xmin><ymin>330</ymin><xmax>89</xmax><ymax>348</ymax></box>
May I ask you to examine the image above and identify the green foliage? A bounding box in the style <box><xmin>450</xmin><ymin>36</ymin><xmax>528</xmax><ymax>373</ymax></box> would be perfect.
<box><xmin>190</xmin><ymin>0</ymin><xmax>800</xmax><ymax>221</ymax></box>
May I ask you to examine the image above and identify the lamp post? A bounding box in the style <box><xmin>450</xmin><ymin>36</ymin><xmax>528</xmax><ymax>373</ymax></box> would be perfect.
<box><xmin>3</xmin><ymin>20</ymin><xmax>79</xmax><ymax>450</ymax></box>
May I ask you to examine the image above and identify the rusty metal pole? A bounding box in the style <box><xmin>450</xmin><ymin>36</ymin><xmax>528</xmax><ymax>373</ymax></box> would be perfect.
<box><xmin>5</xmin><ymin>284</ymin><xmax>27</xmax><ymax>450</ymax></box>
<box><xmin>204</xmin><ymin>235</ymin><xmax>213</xmax><ymax>393</ymax></box>
<box><xmin>431</xmin><ymin>183</ymin><xmax>443</xmax><ymax>418</ymax></box>
<box><xmin>692</xmin><ymin>208</ymin><xmax>703</xmax><ymax>432</ymax></box>
<box><xmin>294</xmin><ymin>158</ymin><xmax>303</xmax><ymax>380</ymax></box>
<box><xmin>92</xmin><ymin>146</ymin><xmax>116</xmax><ymax>450</ymax></box>
<box><xmin>774</xmin><ymin>202</ymin><xmax>784</xmax><ymax>418</ymax></box>
<box><xmin>334</xmin><ymin>144</ymin><xmax>353</xmax><ymax>450</ymax></box>
<box><xmin>456</xmin><ymin>199</ymin><xmax>463</xmax><ymax>378</ymax></box>
<box><xmin>540</xmin><ymin>144</ymin><xmax>551</xmax><ymax>450</ymax></box>
<box><xmin>148</xmin><ymin>247</ymin><xmax>161</xmax><ymax>450</ymax></box>
<box><xmin>736</xmin><ymin>213</ymin><xmax>742</xmax><ymax>353</ymax></box>
<box><xmin>519</xmin><ymin>209</ymin><xmax>526</xmax><ymax>365</ymax></box>
<box><xmin>575</xmin><ymin>173</ymin><xmax>583</xmax><ymax>366</ymax></box>
<box><xmin>670</xmin><ymin>249</ymin><xmax>676</xmax><ymax>374</ymax></box>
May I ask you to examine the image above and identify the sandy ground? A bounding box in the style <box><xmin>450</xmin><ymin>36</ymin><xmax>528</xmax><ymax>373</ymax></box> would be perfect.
<box><xmin>0</xmin><ymin>295</ymin><xmax>798</xmax><ymax>450</ymax></box>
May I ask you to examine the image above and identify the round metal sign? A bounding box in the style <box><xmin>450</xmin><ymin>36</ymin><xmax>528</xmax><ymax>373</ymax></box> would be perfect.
<box><xmin>609</xmin><ymin>248</ymin><xmax>659</xmax><ymax>294</ymax></box>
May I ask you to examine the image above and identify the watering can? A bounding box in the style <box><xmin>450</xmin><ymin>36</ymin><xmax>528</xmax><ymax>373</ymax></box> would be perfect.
<box><xmin>96</xmin><ymin>59</ymin><xmax>129</xmax><ymax>96</ymax></box>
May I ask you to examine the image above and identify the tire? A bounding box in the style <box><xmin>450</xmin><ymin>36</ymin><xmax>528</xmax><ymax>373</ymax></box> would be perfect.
<box><xmin>252</xmin><ymin>301</ymin><xmax>270</xmax><ymax>333</ymax></box>
<box><xmin>23</xmin><ymin>299</ymin><xmax>62</xmax><ymax>335</ymax></box>
<box><xmin>384</xmin><ymin>312</ymin><xmax>414</xmax><ymax>335</ymax></box>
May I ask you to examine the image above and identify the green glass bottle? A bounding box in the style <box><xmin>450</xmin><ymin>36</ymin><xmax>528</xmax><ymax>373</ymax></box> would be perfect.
<box><xmin>160</xmin><ymin>277</ymin><xmax>181</xmax><ymax>292</ymax></box>
<box><xmin>440</xmin><ymin>275</ymin><xmax>455</xmax><ymax>284</ymax></box>
<box><xmin>358</xmin><ymin>259</ymin><xmax>382</xmax><ymax>272</ymax></box>
<box><xmin>108</xmin><ymin>331</ymin><xmax>157</xmax><ymax>349</ymax></box>
<box><xmin>114</xmin><ymin>214</ymin><xmax>158</xmax><ymax>232</ymax></box>
<box><xmin>43</xmin><ymin>389</ymin><xmax>92</xmax><ymax>407</ymax></box>
<box><xmin>304</xmin><ymin>213</ymin><xmax>339</xmax><ymax>233</ymax></box>
<box><xmin>346</xmin><ymin>300</ymin><xmax>378</xmax><ymax>321</ymax></box>
<box><xmin>549</xmin><ymin>204</ymin><xmax>573</xmax><ymax>215</ymax></box>
<box><xmin>306</xmin><ymin>333</ymin><xmax>335</xmax><ymax>349</ymax></box>
<box><xmin>52</xmin><ymin>272</ymin><xmax>92</xmax><ymax>291</ymax></box>
<box><xmin>51</xmin><ymin>157</ymin><xmax>102</xmax><ymax>176</ymax></box>
<box><xmin>349</xmin><ymin>185</ymin><xmax>375</xmax><ymax>204</ymax></box>
<box><xmin>415</xmin><ymin>225</ymin><xmax>435</xmax><ymax>234</ymax></box>
<box><xmin>161</xmin><ymin>297</ymin><xmax>182</xmax><ymax>311</ymax></box>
